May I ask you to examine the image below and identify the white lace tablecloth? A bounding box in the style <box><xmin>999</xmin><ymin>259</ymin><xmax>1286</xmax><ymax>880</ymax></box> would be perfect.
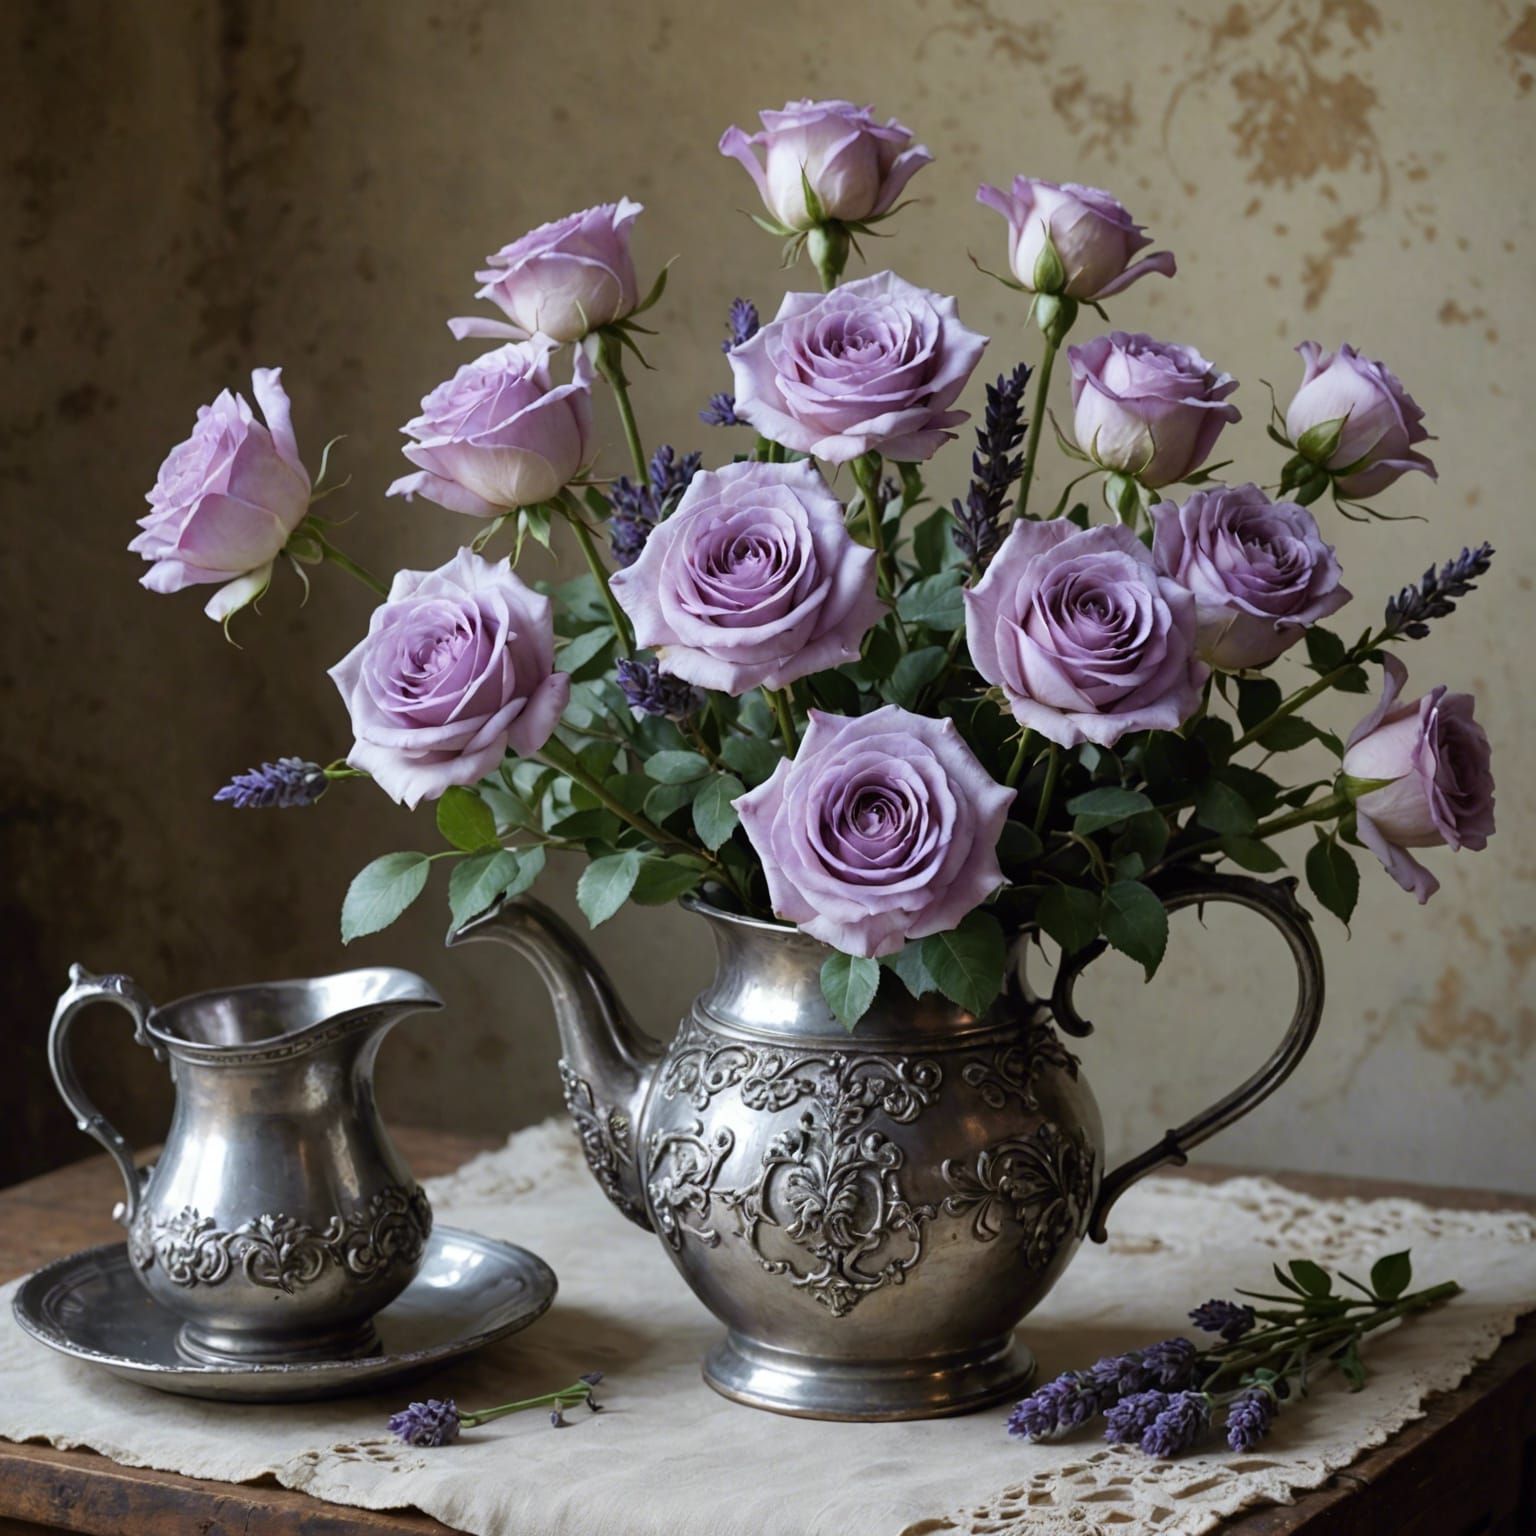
<box><xmin>2</xmin><ymin>1119</ymin><xmax>1533</xmax><ymax>1536</ymax></box>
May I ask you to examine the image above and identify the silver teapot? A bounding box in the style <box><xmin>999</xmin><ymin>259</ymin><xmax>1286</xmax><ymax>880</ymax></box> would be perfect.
<box><xmin>451</xmin><ymin>870</ymin><xmax>1323</xmax><ymax>1420</ymax></box>
<box><xmin>48</xmin><ymin>965</ymin><xmax>443</xmax><ymax>1364</ymax></box>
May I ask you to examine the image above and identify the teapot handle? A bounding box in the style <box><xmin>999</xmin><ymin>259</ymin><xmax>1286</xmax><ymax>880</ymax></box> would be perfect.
<box><xmin>48</xmin><ymin>964</ymin><xmax>160</xmax><ymax>1226</ymax></box>
<box><xmin>1048</xmin><ymin>871</ymin><xmax>1325</xmax><ymax>1242</ymax></box>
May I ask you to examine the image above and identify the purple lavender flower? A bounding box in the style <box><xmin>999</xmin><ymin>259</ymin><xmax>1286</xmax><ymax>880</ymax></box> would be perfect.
<box><xmin>608</xmin><ymin>445</ymin><xmax>703</xmax><ymax>566</ymax></box>
<box><xmin>1140</xmin><ymin>1391</ymin><xmax>1212</xmax><ymax>1457</ymax></box>
<box><xmin>580</xmin><ymin>1371</ymin><xmax>604</xmax><ymax>1386</ymax></box>
<box><xmin>549</xmin><ymin>1407</ymin><xmax>566</xmax><ymax>1428</ymax></box>
<box><xmin>1225</xmin><ymin>1385</ymin><xmax>1278</xmax><ymax>1452</ymax></box>
<box><xmin>951</xmin><ymin>362</ymin><xmax>1030</xmax><ymax>565</ymax></box>
<box><xmin>723</xmin><ymin>298</ymin><xmax>760</xmax><ymax>352</ymax></box>
<box><xmin>214</xmin><ymin>757</ymin><xmax>327</xmax><ymax>809</ymax></box>
<box><xmin>1384</xmin><ymin>541</ymin><xmax>1495</xmax><ymax>640</ymax></box>
<box><xmin>1104</xmin><ymin>1390</ymin><xmax>1170</xmax><ymax>1444</ymax></box>
<box><xmin>388</xmin><ymin>1398</ymin><xmax>461</xmax><ymax>1447</ymax></box>
<box><xmin>1190</xmin><ymin>1299</ymin><xmax>1257</xmax><ymax>1342</ymax></box>
<box><xmin>700</xmin><ymin>391</ymin><xmax>744</xmax><ymax>428</ymax></box>
<box><xmin>1005</xmin><ymin>1372</ymin><xmax>1104</xmax><ymax>1440</ymax></box>
<box><xmin>616</xmin><ymin>657</ymin><xmax>703</xmax><ymax>719</ymax></box>
<box><xmin>1139</xmin><ymin>1337</ymin><xmax>1200</xmax><ymax>1387</ymax></box>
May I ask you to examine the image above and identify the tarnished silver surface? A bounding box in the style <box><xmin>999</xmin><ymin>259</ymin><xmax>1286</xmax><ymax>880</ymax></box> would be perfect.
<box><xmin>12</xmin><ymin>1227</ymin><xmax>557</xmax><ymax>1402</ymax></box>
<box><xmin>452</xmin><ymin>872</ymin><xmax>1324</xmax><ymax>1421</ymax></box>
<box><xmin>46</xmin><ymin>964</ymin><xmax>444</xmax><ymax>1365</ymax></box>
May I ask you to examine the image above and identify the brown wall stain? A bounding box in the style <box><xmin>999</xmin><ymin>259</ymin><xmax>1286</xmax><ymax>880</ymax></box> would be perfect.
<box><xmin>1415</xmin><ymin>966</ymin><xmax>1536</xmax><ymax>1098</ymax></box>
<box><xmin>1505</xmin><ymin>4</ymin><xmax>1536</xmax><ymax>91</ymax></box>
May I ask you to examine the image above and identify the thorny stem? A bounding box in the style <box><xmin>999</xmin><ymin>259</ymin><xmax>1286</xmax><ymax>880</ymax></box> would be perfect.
<box><xmin>594</xmin><ymin>336</ymin><xmax>650</xmax><ymax>487</ymax></box>
<box><xmin>765</xmin><ymin>686</ymin><xmax>799</xmax><ymax>754</ymax></box>
<box><xmin>558</xmin><ymin>497</ymin><xmax>635</xmax><ymax>656</ymax></box>
<box><xmin>1014</xmin><ymin>336</ymin><xmax>1058</xmax><ymax>522</ymax></box>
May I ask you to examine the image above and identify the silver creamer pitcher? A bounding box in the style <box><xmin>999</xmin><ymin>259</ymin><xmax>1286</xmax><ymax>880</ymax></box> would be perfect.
<box><xmin>48</xmin><ymin>964</ymin><xmax>443</xmax><ymax>1365</ymax></box>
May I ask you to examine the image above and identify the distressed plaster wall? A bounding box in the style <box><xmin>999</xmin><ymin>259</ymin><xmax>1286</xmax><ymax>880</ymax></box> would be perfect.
<box><xmin>2</xmin><ymin>0</ymin><xmax>1532</xmax><ymax>1191</ymax></box>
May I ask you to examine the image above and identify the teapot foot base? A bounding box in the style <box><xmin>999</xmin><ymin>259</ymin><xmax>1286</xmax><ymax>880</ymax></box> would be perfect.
<box><xmin>176</xmin><ymin>1320</ymin><xmax>382</xmax><ymax>1367</ymax></box>
<box><xmin>702</xmin><ymin>1329</ymin><xmax>1035</xmax><ymax>1421</ymax></box>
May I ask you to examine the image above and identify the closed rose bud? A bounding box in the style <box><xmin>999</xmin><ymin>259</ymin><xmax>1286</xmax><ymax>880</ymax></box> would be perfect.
<box><xmin>719</xmin><ymin>99</ymin><xmax>931</xmax><ymax>232</ymax></box>
<box><xmin>1342</xmin><ymin>655</ymin><xmax>1494</xmax><ymax>904</ymax></box>
<box><xmin>976</xmin><ymin>178</ymin><xmax>1176</xmax><ymax>300</ymax></box>
<box><xmin>1284</xmin><ymin>342</ymin><xmax>1436</xmax><ymax>500</ymax></box>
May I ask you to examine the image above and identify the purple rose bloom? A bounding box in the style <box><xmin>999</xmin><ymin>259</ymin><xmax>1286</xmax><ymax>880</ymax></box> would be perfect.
<box><xmin>447</xmin><ymin>200</ymin><xmax>643</xmax><ymax>345</ymax></box>
<box><xmin>329</xmin><ymin>548</ymin><xmax>570</xmax><ymax>808</ymax></box>
<box><xmin>387</xmin><ymin>341</ymin><xmax>593</xmax><ymax>519</ymax></box>
<box><xmin>728</xmin><ymin>271</ymin><xmax>988</xmax><ymax>464</ymax></box>
<box><xmin>734</xmin><ymin>706</ymin><xmax>1014</xmax><ymax>958</ymax></box>
<box><xmin>1342</xmin><ymin>654</ymin><xmax>1494</xmax><ymax>904</ymax></box>
<box><xmin>1068</xmin><ymin>332</ymin><xmax>1240</xmax><ymax>488</ymax></box>
<box><xmin>964</xmin><ymin>522</ymin><xmax>1204</xmax><ymax>749</ymax></box>
<box><xmin>1150</xmin><ymin>484</ymin><xmax>1352</xmax><ymax>670</ymax></box>
<box><xmin>965</xmin><ymin>520</ymin><xmax>1208</xmax><ymax>749</ymax></box>
<box><xmin>132</xmin><ymin>368</ymin><xmax>311</xmax><ymax>623</ymax></box>
<box><xmin>1285</xmin><ymin>342</ymin><xmax>1437</xmax><ymax>499</ymax></box>
<box><xmin>609</xmin><ymin>460</ymin><xmax>883</xmax><ymax>694</ymax></box>
<box><xmin>719</xmin><ymin>100</ymin><xmax>932</xmax><ymax>232</ymax></box>
<box><xmin>975</xmin><ymin>178</ymin><xmax>1176</xmax><ymax>300</ymax></box>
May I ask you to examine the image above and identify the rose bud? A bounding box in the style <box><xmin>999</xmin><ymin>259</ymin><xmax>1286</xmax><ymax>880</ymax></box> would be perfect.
<box><xmin>328</xmin><ymin>549</ymin><xmax>570</xmax><ymax>808</ymax></box>
<box><xmin>387</xmin><ymin>341</ymin><xmax>593</xmax><ymax>518</ymax></box>
<box><xmin>1342</xmin><ymin>654</ymin><xmax>1494</xmax><ymax>904</ymax></box>
<box><xmin>728</xmin><ymin>271</ymin><xmax>987</xmax><ymax>464</ymax></box>
<box><xmin>1150</xmin><ymin>485</ymin><xmax>1351</xmax><ymax>670</ymax></box>
<box><xmin>1284</xmin><ymin>343</ymin><xmax>1436</xmax><ymax>500</ymax></box>
<box><xmin>448</xmin><ymin>200</ymin><xmax>643</xmax><ymax>345</ymax></box>
<box><xmin>131</xmin><ymin>368</ymin><xmax>311</xmax><ymax>623</ymax></box>
<box><xmin>964</xmin><ymin>519</ymin><xmax>1208</xmax><ymax>749</ymax></box>
<box><xmin>976</xmin><ymin>178</ymin><xmax>1176</xmax><ymax>300</ymax></box>
<box><xmin>734</xmin><ymin>706</ymin><xmax>1014</xmax><ymax>958</ymax></box>
<box><xmin>609</xmin><ymin>460</ymin><xmax>883</xmax><ymax>695</ymax></box>
<box><xmin>719</xmin><ymin>99</ymin><xmax>932</xmax><ymax>233</ymax></box>
<box><xmin>1068</xmin><ymin>332</ymin><xmax>1240</xmax><ymax>489</ymax></box>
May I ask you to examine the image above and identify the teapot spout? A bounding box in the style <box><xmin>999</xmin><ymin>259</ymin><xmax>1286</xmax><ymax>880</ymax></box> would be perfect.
<box><xmin>448</xmin><ymin>896</ymin><xmax>659</xmax><ymax>1230</ymax></box>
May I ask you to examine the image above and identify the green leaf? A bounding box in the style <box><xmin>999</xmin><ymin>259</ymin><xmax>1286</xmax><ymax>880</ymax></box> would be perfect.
<box><xmin>1220</xmin><ymin>836</ymin><xmax>1286</xmax><ymax>873</ymax></box>
<box><xmin>997</xmin><ymin>820</ymin><xmax>1044</xmax><ymax>866</ymax></box>
<box><xmin>1113</xmin><ymin>810</ymin><xmax>1170</xmax><ymax>871</ymax></box>
<box><xmin>1067</xmin><ymin>786</ymin><xmax>1154</xmax><ymax>834</ymax></box>
<box><xmin>1037</xmin><ymin>885</ymin><xmax>1100</xmax><ymax>954</ymax></box>
<box><xmin>912</xmin><ymin>507</ymin><xmax>956</xmax><ymax>575</ymax></box>
<box><xmin>1236</xmin><ymin>676</ymin><xmax>1283</xmax><ymax>732</ymax></box>
<box><xmin>1333</xmin><ymin>664</ymin><xmax>1371</xmax><ymax>694</ymax></box>
<box><xmin>1305</xmin><ymin>626</ymin><xmax>1348</xmax><ymax>672</ymax></box>
<box><xmin>1335</xmin><ymin>1336</ymin><xmax>1367</xmax><ymax>1391</ymax></box>
<box><xmin>883</xmin><ymin>645</ymin><xmax>947</xmax><ymax>709</ymax></box>
<box><xmin>644</xmin><ymin>779</ymin><xmax>702</xmax><ymax>823</ymax></box>
<box><xmin>882</xmin><ymin>942</ymin><xmax>938</xmax><ymax>1000</ymax></box>
<box><xmin>918</xmin><ymin>911</ymin><xmax>1008</xmax><ymax>1016</ymax></box>
<box><xmin>1255</xmin><ymin>716</ymin><xmax>1318</xmax><ymax>753</ymax></box>
<box><xmin>1288</xmin><ymin>1258</ymin><xmax>1333</xmax><ymax>1297</ymax></box>
<box><xmin>575</xmin><ymin>851</ymin><xmax>642</xmax><ymax>928</ymax></box>
<box><xmin>557</xmin><ymin>626</ymin><xmax>616</xmax><ymax>681</ymax></box>
<box><xmin>692</xmin><ymin>773</ymin><xmax>745</xmax><ymax>851</ymax></box>
<box><xmin>897</xmin><ymin>571</ymin><xmax>966</xmax><ymax>631</ymax></box>
<box><xmin>820</xmin><ymin>951</ymin><xmax>881</xmax><ymax>1031</ymax></box>
<box><xmin>1100</xmin><ymin>880</ymin><xmax>1169</xmax><ymax>979</ymax></box>
<box><xmin>1369</xmin><ymin>1250</ymin><xmax>1412</xmax><ymax>1301</ymax></box>
<box><xmin>436</xmin><ymin>786</ymin><xmax>498</xmax><ymax>853</ymax></box>
<box><xmin>448</xmin><ymin>846</ymin><xmax>544</xmax><ymax>927</ymax></box>
<box><xmin>644</xmin><ymin>750</ymin><xmax>711</xmax><ymax>784</ymax></box>
<box><xmin>1305</xmin><ymin>835</ymin><xmax>1359</xmax><ymax>927</ymax></box>
<box><xmin>630</xmin><ymin>854</ymin><xmax>706</xmax><ymax>906</ymax></box>
<box><xmin>1273</xmin><ymin>1262</ymin><xmax>1307</xmax><ymax>1297</ymax></box>
<box><xmin>845</xmin><ymin>622</ymin><xmax>902</xmax><ymax>686</ymax></box>
<box><xmin>341</xmin><ymin>853</ymin><xmax>430</xmax><ymax>943</ymax></box>
<box><xmin>1195</xmin><ymin>778</ymin><xmax>1257</xmax><ymax>836</ymax></box>
<box><xmin>720</xmin><ymin>735</ymin><xmax>782</xmax><ymax>787</ymax></box>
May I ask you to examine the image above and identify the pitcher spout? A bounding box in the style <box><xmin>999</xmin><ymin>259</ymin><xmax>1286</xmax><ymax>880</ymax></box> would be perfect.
<box><xmin>447</xmin><ymin>896</ymin><xmax>660</xmax><ymax>1230</ymax></box>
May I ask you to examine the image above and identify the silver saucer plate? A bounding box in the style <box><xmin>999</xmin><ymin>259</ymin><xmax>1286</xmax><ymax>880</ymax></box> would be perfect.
<box><xmin>12</xmin><ymin>1226</ymin><xmax>557</xmax><ymax>1402</ymax></box>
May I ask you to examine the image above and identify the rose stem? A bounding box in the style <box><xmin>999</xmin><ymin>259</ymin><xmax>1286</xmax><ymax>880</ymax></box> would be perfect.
<box><xmin>1169</xmin><ymin>789</ymin><xmax>1352</xmax><ymax>866</ymax></box>
<box><xmin>850</xmin><ymin>453</ymin><xmax>901</xmax><ymax>606</ymax></box>
<box><xmin>594</xmin><ymin>335</ymin><xmax>650</xmax><ymax>487</ymax></box>
<box><xmin>765</xmin><ymin>687</ymin><xmax>799</xmax><ymax>754</ymax></box>
<box><xmin>557</xmin><ymin>497</ymin><xmax>635</xmax><ymax>656</ymax></box>
<box><xmin>1013</xmin><ymin>336</ymin><xmax>1058</xmax><ymax>522</ymax></box>
<box><xmin>1229</xmin><ymin>653</ymin><xmax>1380</xmax><ymax>755</ymax></box>
<box><xmin>1005</xmin><ymin>729</ymin><xmax>1036</xmax><ymax>789</ymax></box>
<box><xmin>314</xmin><ymin>533</ymin><xmax>389</xmax><ymax>597</ymax></box>
<box><xmin>1031</xmin><ymin>742</ymin><xmax>1061</xmax><ymax>834</ymax></box>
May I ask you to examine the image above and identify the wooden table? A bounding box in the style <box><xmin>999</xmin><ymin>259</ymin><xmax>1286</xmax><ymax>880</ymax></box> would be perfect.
<box><xmin>1</xmin><ymin>1133</ymin><xmax>1531</xmax><ymax>1535</ymax></box>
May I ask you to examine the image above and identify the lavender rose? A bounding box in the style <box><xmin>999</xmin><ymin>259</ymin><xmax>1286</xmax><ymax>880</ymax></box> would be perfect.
<box><xmin>131</xmin><ymin>368</ymin><xmax>310</xmax><ymax>622</ymax></box>
<box><xmin>1342</xmin><ymin>655</ymin><xmax>1494</xmax><ymax>903</ymax></box>
<box><xmin>965</xmin><ymin>520</ymin><xmax>1208</xmax><ymax>748</ymax></box>
<box><xmin>1285</xmin><ymin>342</ymin><xmax>1436</xmax><ymax>499</ymax></box>
<box><xmin>734</xmin><ymin>706</ymin><xmax>1014</xmax><ymax>958</ymax></box>
<box><xmin>609</xmin><ymin>460</ymin><xmax>883</xmax><ymax>694</ymax></box>
<box><xmin>447</xmin><ymin>200</ymin><xmax>642</xmax><ymax>345</ymax></box>
<box><xmin>976</xmin><ymin>178</ymin><xmax>1176</xmax><ymax>300</ymax></box>
<box><xmin>1150</xmin><ymin>484</ymin><xmax>1352</xmax><ymax>670</ymax></box>
<box><xmin>387</xmin><ymin>341</ymin><xmax>593</xmax><ymax>519</ymax></box>
<box><xmin>728</xmin><ymin>272</ymin><xmax>987</xmax><ymax>463</ymax></box>
<box><xmin>329</xmin><ymin>548</ymin><xmax>569</xmax><ymax>808</ymax></box>
<box><xmin>719</xmin><ymin>100</ymin><xmax>931</xmax><ymax>232</ymax></box>
<box><xmin>1068</xmin><ymin>332</ymin><xmax>1240</xmax><ymax>488</ymax></box>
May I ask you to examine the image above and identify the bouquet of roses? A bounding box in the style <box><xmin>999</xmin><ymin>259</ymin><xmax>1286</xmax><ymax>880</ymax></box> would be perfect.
<box><xmin>135</xmin><ymin>98</ymin><xmax>1496</xmax><ymax>1030</ymax></box>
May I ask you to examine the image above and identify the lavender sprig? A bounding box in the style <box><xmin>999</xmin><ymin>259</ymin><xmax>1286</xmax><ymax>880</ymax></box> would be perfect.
<box><xmin>214</xmin><ymin>757</ymin><xmax>328</xmax><ymax>809</ymax></box>
<box><xmin>699</xmin><ymin>300</ymin><xmax>760</xmax><ymax>428</ymax></box>
<box><xmin>1190</xmin><ymin>1298</ymin><xmax>1257</xmax><ymax>1342</ymax></box>
<box><xmin>617</xmin><ymin>657</ymin><xmax>703</xmax><ymax>720</ymax></box>
<box><xmin>1008</xmin><ymin>1338</ymin><xmax>1199</xmax><ymax>1441</ymax></box>
<box><xmin>1224</xmin><ymin>1384</ymin><xmax>1278</xmax><ymax>1451</ymax></box>
<box><xmin>608</xmin><ymin>446</ymin><xmax>702</xmax><ymax>566</ymax></box>
<box><xmin>1383</xmin><ymin>541</ymin><xmax>1495</xmax><ymax>640</ymax></box>
<box><xmin>388</xmin><ymin>1398</ymin><xmax>460</xmax><ymax>1447</ymax></box>
<box><xmin>1141</xmin><ymin>1391</ymin><xmax>1213</xmax><ymax>1457</ymax></box>
<box><xmin>390</xmin><ymin>1373</ymin><xmax>606</xmax><ymax>1446</ymax></box>
<box><xmin>700</xmin><ymin>392</ymin><xmax>744</xmax><ymax>427</ymax></box>
<box><xmin>951</xmin><ymin>362</ymin><xmax>1031</xmax><ymax>565</ymax></box>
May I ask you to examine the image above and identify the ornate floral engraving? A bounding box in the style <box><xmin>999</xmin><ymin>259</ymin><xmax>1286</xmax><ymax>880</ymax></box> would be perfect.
<box><xmin>960</xmin><ymin>1018</ymin><xmax>1080</xmax><ymax>1113</ymax></box>
<box><xmin>941</xmin><ymin>1122</ymin><xmax>1096</xmax><ymax>1265</ymax></box>
<box><xmin>129</xmin><ymin>1184</ymin><xmax>432</xmax><ymax>1292</ymax></box>
<box><xmin>716</xmin><ymin>1053</ymin><xmax>941</xmax><ymax>1317</ymax></box>
<box><xmin>646</xmin><ymin>1119</ymin><xmax>734</xmax><ymax>1249</ymax></box>
<box><xmin>559</xmin><ymin>1060</ymin><xmax>652</xmax><ymax>1231</ymax></box>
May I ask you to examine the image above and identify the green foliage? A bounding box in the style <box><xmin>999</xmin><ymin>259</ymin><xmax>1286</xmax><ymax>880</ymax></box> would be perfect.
<box><xmin>820</xmin><ymin>951</ymin><xmax>882</xmax><ymax>1030</ymax></box>
<box><xmin>644</xmin><ymin>750</ymin><xmax>710</xmax><ymax>784</ymax></box>
<box><xmin>342</xmin><ymin>853</ymin><xmax>431</xmax><ymax>943</ymax></box>
<box><xmin>436</xmin><ymin>787</ymin><xmax>498</xmax><ymax>852</ymax></box>
<box><xmin>897</xmin><ymin>570</ymin><xmax>965</xmax><ymax>630</ymax></box>
<box><xmin>1037</xmin><ymin>885</ymin><xmax>1100</xmax><ymax>954</ymax></box>
<box><xmin>1369</xmin><ymin>1250</ymin><xmax>1412</xmax><ymax>1301</ymax></box>
<box><xmin>448</xmin><ymin>847</ymin><xmax>544</xmax><ymax>927</ymax></box>
<box><xmin>692</xmin><ymin>773</ymin><xmax>744</xmax><ymax>851</ymax></box>
<box><xmin>1067</xmin><ymin>787</ymin><xmax>1154</xmax><ymax>834</ymax></box>
<box><xmin>576</xmin><ymin>851</ymin><xmax>642</xmax><ymax>928</ymax></box>
<box><xmin>1099</xmin><ymin>880</ymin><xmax>1168</xmax><ymax>978</ymax></box>
<box><xmin>919</xmin><ymin>911</ymin><xmax>1008</xmax><ymax>1015</ymax></box>
<box><xmin>1305</xmin><ymin>834</ymin><xmax>1359</xmax><ymax>927</ymax></box>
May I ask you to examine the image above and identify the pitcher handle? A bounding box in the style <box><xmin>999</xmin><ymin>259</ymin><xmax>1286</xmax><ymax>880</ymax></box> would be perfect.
<box><xmin>48</xmin><ymin>964</ymin><xmax>160</xmax><ymax>1226</ymax></box>
<box><xmin>1048</xmin><ymin>872</ymin><xmax>1324</xmax><ymax>1242</ymax></box>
